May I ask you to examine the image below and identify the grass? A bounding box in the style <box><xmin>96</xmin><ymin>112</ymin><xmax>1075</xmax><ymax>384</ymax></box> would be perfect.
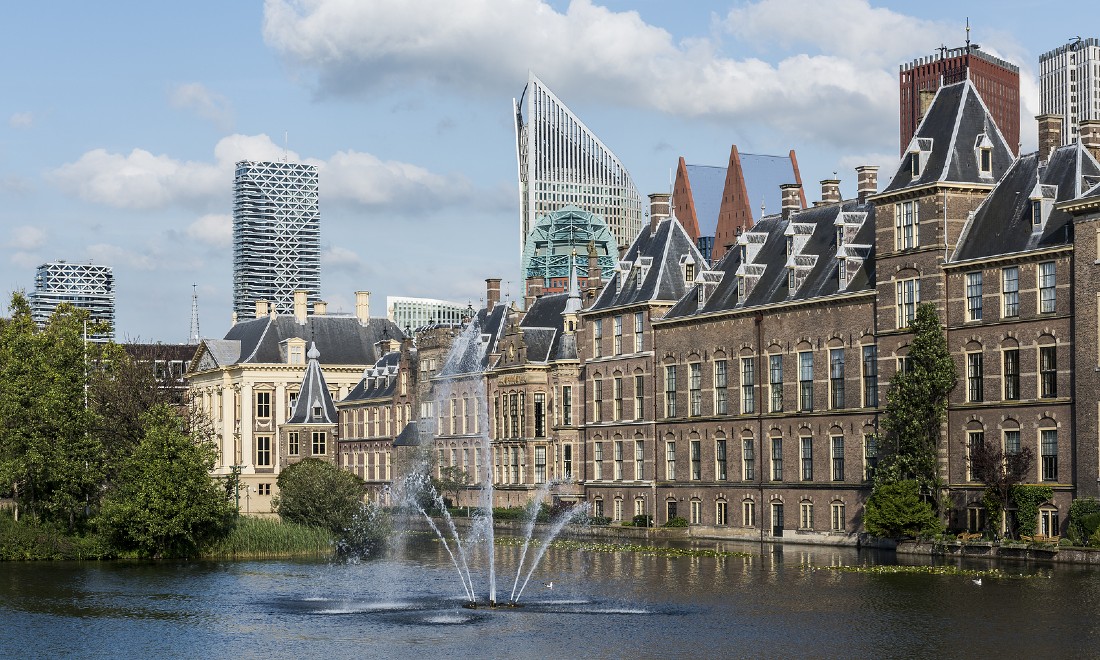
<box><xmin>199</xmin><ymin>517</ymin><xmax>334</xmax><ymax>560</ymax></box>
<box><xmin>495</xmin><ymin>535</ymin><xmax>753</xmax><ymax>558</ymax></box>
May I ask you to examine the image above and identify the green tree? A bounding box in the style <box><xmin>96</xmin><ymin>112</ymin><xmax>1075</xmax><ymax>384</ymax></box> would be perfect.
<box><xmin>863</xmin><ymin>480</ymin><xmax>943</xmax><ymax>539</ymax></box>
<box><xmin>97</xmin><ymin>404</ymin><xmax>234</xmax><ymax>557</ymax></box>
<box><xmin>274</xmin><ymin>458</ymin><xmax>365</xmax><ymax>534</ymax></box>
<box><xmin>875</xmin><ymin>303</ymin><xmax>957</xmax><ymax>508</ymax></box>
<box><xmin>433</xmin><ymin>465</ymin><xmax>470</xmax><ymax>508</ymax></box>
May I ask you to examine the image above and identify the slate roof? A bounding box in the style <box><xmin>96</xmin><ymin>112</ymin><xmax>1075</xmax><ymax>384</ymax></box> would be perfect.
<box><xmin>883</xmin><ymin>80</ymin><xmax>1014</xmax><ymax>194</ymax></box>
<box><xmin>683</xmin><ymin>164</ymin><xmax>727</xmax><ymax>236</ymax></box>
<box><xmin>954</xmin><ymin>143</ymin><xmax>1100</xmax><ymax>261</ymax></box>
<box><xmin>517</xmin><ymin>291</ymin><xmax>574</xmax><ymax>362</ymax></box>
<box><xmin>680</xmin><ymin>152</ymin><xmax>801</xmax><ymax>239</ymax></box>
<box><xmin>286</xmin><ymin>343</ymin><xmax>338</xmax><ymax>425</ymax></box>
<box><xmin>589</xmin><ymin>216</ymin><xmax>707</xmax><ymax>312</ymax></box>
<box><xmin>341</xmin><ymin>350</ymin><xmax>403</xmax><ymax>403</ymax></box>
<box><xmin>664</xmin><ymin>200</ymin><xmax>876</xmax><ymax>320</ymax></box>
<box><xmin>394</xmin><ymin>421</ymin><xmax>423</xmax><ymax>447</ymax></box>
<box><xmin>438</xmin><ymin>303</ymin><xmax>508</xmax><ymax>376</ymax></box>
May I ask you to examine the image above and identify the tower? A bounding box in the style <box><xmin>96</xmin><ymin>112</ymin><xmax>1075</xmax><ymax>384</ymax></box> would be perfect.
<box><xmin>30</xmin><ymin>261</ymin><xmax>114</xmax><ymax>341</ymax></box>
<box><xmin>189</xmin><ymin>284</ymin><xmax>201</xmax><ymax>345</ymax></box>
<box><xmin>1040</xmin><ymin>37</ymin><xmax>1100</xmax><ymax>145</ymax></box>
<box><xmin>232</xmin><ymin>160</ymin><xmax>320</xmax><ymax>319</ymax></box>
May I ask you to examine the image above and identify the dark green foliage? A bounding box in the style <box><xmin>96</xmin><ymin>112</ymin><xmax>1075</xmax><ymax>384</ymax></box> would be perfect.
<box><xmin>273</xmin><ymin>458</ymin><xmax>365</xmax><ymax>535</ymax></box>
<box><xmin>663</xmin><ymin>516</ymin><xmax>688</xmax><ymax>528</ymax></box>
<box><xmin>632</xmin><ymin>514</ymin><xmax>653</xmax><ymax>527</ymax></box>
<box><xmin>876</xmin><ymin>303</ymin><xmax>957</xmax><ymax>505</ymax></box>
<box><xmin>201</xmin><ymin>517</ymin><xmax>334</xmax><ymax>559</ymax></box>
<box><xmin>1011</xmin><ymin>485</ymin><xmax>1054</xmax><ymax>538</ymax></box>
<box><xmin>97</xmin><ymin>405</ymin><xmax>234</xmax><ymax>558</ymax></box>
<box><xmin>432</xmin><ymin>465</ymin><xmax>470</xmax><ymax>508</ymax></box>
<box><xmin>862</xmin><ymin>480</ymin><xmax>943</xmax><ymax>539</ymax></box>
<box><xmin>1068</xmin><ymin>498</ymin><xmax>1100</xmax><ymax>545</ymax></box>
<box><xmin>0</xmin><ymin>511</ymin><xmax>114</xmax><ymax>560</ymax></box>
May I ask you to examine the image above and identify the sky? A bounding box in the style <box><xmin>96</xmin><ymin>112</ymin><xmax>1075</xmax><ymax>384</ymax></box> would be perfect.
<box><xmin>0</xmin><ymin>0</ymin><xmax>1094</xmax><ymax>343</ymax></box>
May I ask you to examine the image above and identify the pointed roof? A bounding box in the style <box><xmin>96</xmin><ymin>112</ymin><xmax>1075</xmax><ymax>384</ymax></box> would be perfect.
<box><xmin>564</xmin><ymin>253</ymin><xmax>582</xmax><ymax>315</ymax></box>
<box><xmin>286</xmin><ymin>343</ymin><xmax>337</xmax><ymax>425</ymax></box>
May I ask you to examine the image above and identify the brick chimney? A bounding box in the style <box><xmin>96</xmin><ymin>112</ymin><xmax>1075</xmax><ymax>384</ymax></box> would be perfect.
<box><xmin>780</xmin><ymin>183</ymin><xmax>802</xmax><ymax>219</ymax></box>
<box><xmin>649</xmin><ymin>192</ymin><xmax>670</xmax><ymax>235</ymax></box>
<box><xmin>255</xmin><ymin>300</ymin><xmax>269</xmax><ymax>318</ymax></box>
<box><xmin>1037</xmin><ymin>114</ymin><xmax>1063</xmax><ymax>162</ymax></box>
<box><xmin>820</xmin><ymin>178</ymin><xmax>841</xmax><ymax>205</ymax></box>
<box><xmin>293</xmin><ymin>290</ymin><xmax>308</xmax><ymax>324</ymax></box>
<box><xmin>525</xmin><ymin>276</ymin><xmax>543</xmax><ymax>309</ymax></box>
<box><xmin>1080</xmin><ymin>119</ymin><xmax>1100</xmax><ymax>163</ymax></box>
<box><xmin>355</xmin><ymin>290</ymin><xmax>371</xmax><ymax>324</ymax></box>
<box><xmin>586</xmin><ymin>241</ymin><xmax>603</xmax><ymax>299</ymax></box>
<box><xmin>485</xmin><ymin>278</ymin><xmax>501</xmax><ymax>312</ymax></box>
<box><xmin>855</xmin><ymin>166</ymin><xmax>879</xmax><ymax>204</ymax></box>
<box><xmin>917</xmin><ymin>89</ymin><xmax>936</xmax><ymax>128</ymax></box>
<box><xmin>314</xmin><ymin>300</ymin><xmax>327</xmax><ymax>316</ymax></box>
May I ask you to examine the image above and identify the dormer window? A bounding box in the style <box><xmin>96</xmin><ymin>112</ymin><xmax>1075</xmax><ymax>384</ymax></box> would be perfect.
<box><xmin>910</xmin><ymin>151</ymin><xmax>921</xmax><ymax>178</ymax></box>
<box><xmin>786</xmin><ymin>236</ymin><xmax>793</xmax><ymax>257</ymax></box>
<box><xmin>1032</xmin><ymin>199</ymin><xmax>1043</xmax><ymax>226</ymax></box>
<box><xmin>737</xmin><ymin>276</ymin><xmax>746</xmax><ymax>300</ymax></box>
<box><xmin>836</xmin><ymin>227</ymin><xmax>844</xmax><ymax>249</ymax></box>
<box><xmin>685</xmin><ymin>262</ymin><xmax>695</xmax><ymax>284</ymax></box>
<box><xmin>788</xmin><ymin>269</ymin><xmax>796</xmax><ymax>292</ymax></box>
<box><xmin>838</xmin><ymin>261</ymin><xmax>847</xmax><ymax>289</ymax></box>
<box><xmin>312</xmin><ymin>404</ymin><xmax>322</xmax><ymax>418</ymax></box>
<box><xmin>980</xmin><ymin>147</ymin><xmax>992</xmax><ymax>174</ymax></box>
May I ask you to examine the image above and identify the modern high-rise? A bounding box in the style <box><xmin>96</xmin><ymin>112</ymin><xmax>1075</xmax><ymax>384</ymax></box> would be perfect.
<box><xmin>1040</xmin><ymin>37</ymin><xmax>1100</xmax><ymax>145</ymax></box>
<box><xmin>900</xmin><ymin>43</ymin><xmax>1020</xmax><ymax>155</ymax></box>
<box><xmin>30</xmin><ymin>261</ymin><xmax>114</xmax><ymax>340</ymax></box>
<box><xmin>386</xmin><ymin>296</ymin><xmax>470</xmax><ymax>334</ymax></box>
<box><xmin>232</xmin><ymin>160</ymin><xmax>320</xmax><ymax>319</ymax></box>
<box><xmin>514</xmin><ymin>72</ymin><xmax>644</xmax><ymax>257</ymax></box>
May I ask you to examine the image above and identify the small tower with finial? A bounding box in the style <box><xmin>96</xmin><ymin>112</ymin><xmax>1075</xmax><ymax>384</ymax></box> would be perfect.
<box><xmin>188</xmin><ymin>284</ymin><xmax>201</xmax><ymax>344</ymax></box>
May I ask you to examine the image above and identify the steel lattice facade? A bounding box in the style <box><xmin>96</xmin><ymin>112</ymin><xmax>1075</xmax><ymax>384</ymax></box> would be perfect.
<box><xmin>514</xmin><ymin>73</ymin><xmax>643</xmax><ymax>260</ymax></box>
<box><xmin>31</xmin><ymin>261</ymin><xmax>115</xmax><ymax>340</ymax></box>
<box><xmin>233</xmin><ymin>160</ymin><xmax>320</xmax><ymax>319</ymax></box>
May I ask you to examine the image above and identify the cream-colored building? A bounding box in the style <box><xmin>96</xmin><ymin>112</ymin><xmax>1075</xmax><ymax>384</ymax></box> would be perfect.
<box><xmin>186</xmin><ymin>291</ymin><xmax>401</xmax><ymax>514</ymax></box>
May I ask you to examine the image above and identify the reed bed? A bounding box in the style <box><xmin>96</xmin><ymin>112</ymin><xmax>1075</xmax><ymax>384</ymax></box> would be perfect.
<box><xmin>201</xmin><ymin>517</ymin><xmax>334</xmax><ymax>560</ymax></box>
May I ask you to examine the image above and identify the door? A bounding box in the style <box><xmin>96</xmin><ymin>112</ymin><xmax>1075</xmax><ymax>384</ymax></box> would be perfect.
<box><xmin>771</xmin><ymin>502</ymin><xmax>784</xmax><ymax>537</ymax></box>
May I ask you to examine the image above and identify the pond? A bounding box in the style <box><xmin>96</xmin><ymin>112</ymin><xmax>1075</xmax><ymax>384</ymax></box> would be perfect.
<box><xmin>2</xmin><ymin>537</ymin><xmax>1098</xmax><ymax>658</ymax></box>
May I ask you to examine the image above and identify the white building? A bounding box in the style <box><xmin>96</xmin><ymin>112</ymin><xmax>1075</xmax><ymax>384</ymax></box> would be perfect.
<box><xmin>386</xmin><ymin>296</ymin><xmax>469</xmax><ymax>334</ymax></box>
<box><xmin>31</xmin><ymin>261</ymin><xmax>114</xmax><ymax>340</ymax></box>
<box><xmin>1040</xmin><ymin>37</ymin><xmax>1100</xmax><ymax>144</ymax></box>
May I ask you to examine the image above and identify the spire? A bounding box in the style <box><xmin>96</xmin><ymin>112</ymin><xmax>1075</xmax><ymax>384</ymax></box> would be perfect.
<box><xmin>188</xmin><ymin>284</ymin><xmax>201</xmax><ymax>344</ymax></box>
<box><xmin>287</xmin><ymin>341</ymin><xmax>337</xmax><ymax>425</ymax></box>
<box><xmin>565</xmin><ymin>250</ymin><xmax>582</xmax><ymax>314</ymax></box>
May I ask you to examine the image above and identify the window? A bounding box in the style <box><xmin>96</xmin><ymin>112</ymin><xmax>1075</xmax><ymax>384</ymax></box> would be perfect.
<box><xmin>593</xmin><ymin>442</ymin><xmax>603</xmax><ymax>480</ymax></box>
<box><xmin>689</xmin><ymin>363</ymin><xmax>702</xmax><ymax>416</ymax></box>
<box><xmin>1004</xmin><ymin>349</ymin><xmax>1020</xmax><ymax>400</ymax></box>
<box><xmin>562</xmin><ymin>386</ymin><xmax>572</xmax><ymax>426</ymax></box>
<box><xmin>312</xmin><ymin>431</ymin><xmax>326</xmax><ymax>455</ymax></box>
<box><xmin>1041</xmin><ymin>430</ymin><xmax>1058</xmax><ymax>481</ymax></box>
<box><xmin>256</xmin><ymin>435</ymin><xmax>271</xmax><ymax>466</ymax></box>
<box><xmin>534</xmin><ymin>393</ymin><xmax>546</xmax><ymax>437</ymax></box>
<box><xmin>716</xmin><ymin>501</ymin><xmax>728</xmax><ymax>526</ymax></box>
<box><xmin>634</xmin><ymin>375</ymin><xmax>644</xmax><ymax>420</ymax></box>
<box><xmin>593</xmin><ymin>319</ymin><xmax>602</xmax><ymax>358</ymax></box>
<box><xmin>966</xmin><ymin>272</ymin><xmax>983</xmax><ymax>321</ymax></box>
<box><xmin>967</xmin><ymin>506</ymin><xmax>986</xmax><ymax>533</ymax></box>
<box><xmin>799</xmin><ymin>502</ymin><xmax>814</xmax><ymax>529</ymax></box>
<box><xmin>288</xmin><ymin>431</ymin><xmax>299</xmax><ymax>456</ymax></box>
<box><xmin>980</xmin><ymin>147</ymin><xmax>992</xmax><ymax>174</ymax></box>
<box><xmin>909</xmin><ymin>152</ymin><xmax>920</xmax><ymax>178</ymax></box>
<box><xmin>634</xmin><ymin>498</ymin><xmax>645</xmax><ymax>519</ymax></box>
<box><xmin>258</xmin><ymin>483</ymin><xmax>271</xmax><ymax>496</ymax></box>
<box><xmin>664</xmin><ymin>366</ymin><xmax>677</xmax><ymax>417</ymax></box>
<box><xmin>1040</xmin><ymin>346</ymin><xmax>1057</xmax><ymax>398</ymax></box>
<box><xmin>593</xmin><ymin>499</ymin><xmax>603</xmax><ymax>519</ymax></box>
<box><xmin>685</xmin><ymin>262</ymin><xmax>695</xmax><ymax>283</ymax></box>
<box><xmin>1041</xmin><ymin>508</ymin><xmax>1060</xmax><ymax>537</ymax></box>
<box><xmin>690</xmin><ymin>440</ymin><xmax>701</xmax><ymax>480</ymax></box>
<box><xmin>829</xmin><ymin>349</ymin><xmax>845</xmax><ymax>409</ymax></box>
<box><xmin>613</xmin><ymin>498</ymin><xmax>623</xmax><ymax>522</ymax></box>
<box><xmin>666</xmin><ymin>500</ymin><xmax>678</xmax><ymax>523</ymax></box>
<box><xmin>1032</xmin><ymin>199</ymin><xmax>1043</xmax><ymax>226</ymax></box>
<box><xmin>715</xmin><ymin>439</ymin><xmax>727</xmax><ymax>480</ymax></box>
<box><xmin>634</xmin><ymin>312</ymin><xmax>644</xmax><ymax>352</ymax></box>
<box><xmin>690</xmin><ymin>500</ymin><xmax>701</xmax><ymax>525</ymax></box>
<box><xmin>896</xmin><ymin>278</ymin><xmax>919</xmax><ymax>328</ymax></box>
<box><xmin>614</xmin><ymin>440</ymin><xmax>624</xmax><ymax>480</ymax></box>
<box><xmin>967</xmin><ymin>352</ymin><xmax>984</xmax><ymax>402</ymax></box>
<box><xmin>798</xmin><ymin>352</ymin><xmax>813</xmax><ymax>411</ymax></box>
<box><xmin>862</xmin><ymin>345</ymin><xmax>878</xmax><ymax>407</ymax></box>
<box><xmin>1002</xmin><ymin>266</ymin><xmax>1019</xmax><ymax>317</ymax></box>
<box><xmin>771</xmin><ymin>437</ymin><xmax>783</xmax><ymax>481</ymax></box>
<box><xmin>563</xmin><ymin>444</ymin><xmax>573</xmax><ymax>480</ymax></box>
<box><xmin>742</xmin><ymin>438</ymin><xmax>755</xmax><ymax>481</ymax></box>
<box><xmin>800</xmin><ymin>436</ymin><xmax>813</xmax><ymax>481</ymax></box>
<box><xmin>831</xmin><ymin>436</ymin><xmax>844</xmax><ymax>482</ymax></box>
<box><xmin>613</xmin><ymin>376</ymin><xmax>623</xmax><ymax>421</ymax></box>
<box><xmin>634</xmin><ymin>440</ymin><xmax>644</xmax><ymax>480</ymax></box>
<box><xmin>613</xmin><ymin>315</ymin><xmax>623</xmax><ymax>354</ymax></box>
<box><xmin>666</xmin><ymin>441</ymin><xmax>676</xmax><ymax>480</ymax></box>
<box><xmin>509</xmin><ymin>393</ymin><xmax>519</xmax><ymax>437</ymax></box>
<box><xmin>831</xmin><ymin>502</ymin><xmax>846</xmax><ymax>532</ymax></box>
<box><xmin>256</xmin><ymin>391</ymin><xmax>271</xmax><ymax>418</ymax></box>
<box><xmin>864</xmin><ymin>435</ymin><xmax>878</xmax><ymax>481</ymax></box>
<box><xmin>769</xmin><ymin>354</ymin><xmax>783</xmax><ymax>412</ymax></box>
<box><xmin>714</xmin><ymin>360</ymin><xmax>728</xmax><ymax>415</ymax></box>
<box><xmin>742</xmin><ymin>499</ymin><xmax>756</xmax><ymax>527</ymax></box>
<box><xmin>534</xmin><ymin>446</ymin><xmax>546</xmax><ymax>483</ymax></box>
<box><xmin>894</xmin><ymin>201</ymin><xmax>918</xmax><ymax>250</ymax></box>
<box><xmin>593</xmin><ymin>379</ymin><xmax>603</xmax><ymax>423</ymax></box>
<box><xmin>741</xmin><ymin>357</ymin><xmax>755</xmax><ymax>414</ymax></box>
<box><xmin>1005</xmin><ymin>430</ymin><xmax>1020</xmax><ymax>456</ymax></box>
<box><xmin>1039</xmin><ymin>262</ymin><xmax>1056</xmax><ymax>313</ymax></box>
<box><xmin>967</xmin><ymin>431</ymin><xmax>984</xmax><ymax>481</ymax></box>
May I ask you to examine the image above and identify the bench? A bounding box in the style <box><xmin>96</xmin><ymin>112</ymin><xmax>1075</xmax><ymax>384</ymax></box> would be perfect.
<box><xmin>1020</xmin><ymin>534</ymin><xmax>1060</xmax><ymax>545</ymax></box>
<box><xmin>958</xmin><ymin>531</ymin><xmax>982</xmax><ymax>543</ymax></box>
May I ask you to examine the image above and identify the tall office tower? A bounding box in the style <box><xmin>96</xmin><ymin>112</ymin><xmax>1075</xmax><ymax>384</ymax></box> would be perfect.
<box><xmin>232</xmin><ymin>160</ymin><xmax>320</xmax><ymax>319</ymax></box>
<box><xmin>1040</xmin><ymin>38</ymin><xmax>1100</xmax><ymax>145</ymax></box>
<box><xmin>386</xmin><ymin>296</ymin><xmax>470</xmax><ymax>335</ymax></box>
<box><xmin>900</xmin><ymin>40</ymin><xmax>1020</xmax><ymax>155</ymax></box>
<box><xmin>30</xmin><ymin>261</ymin><xmax>115</xmax><ymax>340</ymax></box>
<box><xmin>514</xmin><ymin>72</ymin><xmax>644</xmax><ymax>257</ymax></box>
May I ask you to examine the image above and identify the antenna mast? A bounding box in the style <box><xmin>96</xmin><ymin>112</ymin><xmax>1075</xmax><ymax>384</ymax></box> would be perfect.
<box><xmin>189</xmin><ymin>284</ymin><xmax>201</xmax><ymax>344</ymax></box>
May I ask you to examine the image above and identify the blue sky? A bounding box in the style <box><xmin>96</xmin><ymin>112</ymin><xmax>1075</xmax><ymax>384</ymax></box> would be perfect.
<box><xmin>0</xmin><ymin>0</ymin><xmax>1093</xmax><ymax>342</ymax></box>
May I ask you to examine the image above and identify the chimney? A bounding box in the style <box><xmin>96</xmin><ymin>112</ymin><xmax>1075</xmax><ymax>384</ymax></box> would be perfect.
<box><xmin>855</xmin><ymin>166</ymin><xmax>879</xmax><ymax>203</ymax></box>
<box><xmin>820</xmin><ymin>178</ymin><xmax>841</xmax><ymax>205</ymax></box>
<box><xmin>355</xmin><ymin>290</ymin><xmax>371</xmax><ymax>324</ymax></box>
<box><xmin>525</xmin><ymin>276</ymin><xmax>543</xmax><ymax>309</ymax></box>
<box><xmin>586</xmin><ymin>241</ymin><xmax>603</xmax><ymax>300</ymax></box>
<box><xmin>485</xmin><ymin>278</ymin><xmax>501</xmax><ymax>312</ymax></box>
<box><xmin>648</xmin><ymin>192</ymin><xmax>670</xmax><ymax>235</ymax></box>
<box><xmin>917</xmin><ymin>89</ymin><xmax>936</xmax><ymax>127</ymax></box>
<box><xmin>780</xmin><ymin>183</ymin><xmax>802</xmax><ymax>219</ymax></box>
<box><xmin>1080</xmin><ymin>119</ymin><xmax>1100</xmax><ymax>163</ymax></box>
<box><xmin>1037</xmin><ymin>114</ymin><xmax>1063</xmax><ymax>162</ymax></box>
<box><xmin>255</xmin><ymin>300</ymin><xmax>269</xmax><ymax>318</ymax></box>
<box><xmin>293</xmin><ymin>290</ymin><xmax>308</xmax><ymax>324</ymax></box>
<box><xmin>231</xmin><ymin>311</ymin><xmax>238</xmax><ymax>327</ymax></box>
<box><xmin>618</xmin><ymin>244</ymin><xmax>629</xmax><ymax>259</ymax></box>
<box><xmin>314</xmin><ymin>300</ymin><xmax>327</xmax><ymax>316</ymax></box>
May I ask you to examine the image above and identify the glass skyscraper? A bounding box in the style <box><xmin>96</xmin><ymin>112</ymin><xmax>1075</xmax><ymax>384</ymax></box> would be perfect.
<box><xmin>232</xmin><ymin>160</ymin><xmax>320</xmax><ymax>319</ymax></box>
<box><xmin>31</xmin><ymin>261</ymin><xmax>115</xmax><ymax>340</ymax></box>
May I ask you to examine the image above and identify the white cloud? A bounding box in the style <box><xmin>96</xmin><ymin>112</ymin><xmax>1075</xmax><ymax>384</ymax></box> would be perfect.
<box><xmin>186</xmin><ymin>213</ymin><xmax>232</xmax><ymax>248</ymax></box>
<box><xmin>86</xmin><ymin>243</ymin><xmax>156</xmax><ymax>271</ymax></box>
<box><xmin>170</xmin><ymin>83</ymin><xmax>234</xmax><ymax>131</ymax></box>
<box><xmin>9</xmin><ymin>112</ymin><xmax>33</xmax><ymax>129</ymax></box>
<box><xmin>6</xmin><ymin>226</ymin><xmax>47</xmax><ymax>250</ymax></box>
<box><xmin>322</xmin><ymin>245</ymin><xmax>362</xmax><ymax>272</ymax></box>
<box><xmin>49</xmin><ymin>147</ymin><xmax>224</xmax><ymax>210</ymax></box>
<box><xmin>10</xmin><ymin>251</ymin><xmax>42</xmax><ymax>269</ymax></box>
<box><xmin>319</xmin><ymin>150</ymin><xmax>472</xmax><ymax>209</ymax></box>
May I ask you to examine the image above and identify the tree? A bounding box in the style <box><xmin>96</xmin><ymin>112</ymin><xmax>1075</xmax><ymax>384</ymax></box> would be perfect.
<box><xmin>863</xmin><ymin>480</ymin><xmax>943</xmax><ymax>539</ymax></box>
<box><xmin>274</xmin><ymin>458</ymin><xmax>365</xmax><ymax>534</ymax></box>
<box><xmin>876</xmin><ymin>303</ymin><xmax>957</xmax><ymax>509</ymax></box>
<box><xmin>433</xmin><ymin>465</ymin><xmax>470</xmax><ymax>508</ymax></box>
<box><xmin>97</xmin><ymin>404</ymin><xmax>234</xmax><ymax>557</ymax></box>
<box><xmin>967</xmin><ymin>438</ymin><xmax>1034</xmax><ymax>537</ymax></box>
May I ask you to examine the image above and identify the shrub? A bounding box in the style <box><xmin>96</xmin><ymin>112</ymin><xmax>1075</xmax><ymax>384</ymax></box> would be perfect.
<box><xmin>1068</xmin><ymin>498</ymin><xmax>1100</xmax><ymax>545</ymax></box>
<box><xmin>663</xmin><ymin>516</ymin><xmax>688</xmax><ymax>528</ymax></box>
<box><xmin>588</xmin><ymin>516</ymin><xmax>611</xmax><ymax>526</ymax></box>
<box><xmin>274</xmin><ymin>459</ymin><xmax>365</xmax><ymax>535</ymax></box>
<box><xmin>863</xmin><ymin>480</ymin><xmax>943</xmax><ymax>539</ymax></box>
<box><xmin>632</xmin><ymin>514</ymin><xmax>653</xmax><ymax>528</ymax></box>
<box><xmin>1010</xmin><ymin>485</ymin><xmax>1054</xmax><ymax>539</ymax></box>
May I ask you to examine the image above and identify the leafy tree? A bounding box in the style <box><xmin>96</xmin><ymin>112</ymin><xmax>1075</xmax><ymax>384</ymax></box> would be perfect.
<box><xmin>875</xmin><ymin>303</ymin><xmax>957</xmax><ymax>509</ymax></box>
<box><xmin>97</xmin><ymin>404</ymin><xmax>234</xmax><ymax>557</ymax></box>
<box><xmin>1011</xmin><ymin>485</ymin><xmax>1054</xmax><ymax>538</ymax></box>
<box><xmin>863</xmin><ymin>480</ymin><xmax>943</xmax><ymax>539</ymax></box>
<box><xmin>274</xmin><ymin>458</ymin><xmax>365</xmax><ymax>534</ymax></box>
<box><xmin>1067</xmin><ymin>498</ymin><xmax>1100</xmax><ymax>545</ymax></box>
<box><xmin>433</xmin><ymin>465</ymin><xmax>470</xmax><ymax>508</ymax></box>
<box><xmin>967</xmin><ymin>438</ymin><xmax>1034</xmax><ymax>537</ymax></box>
